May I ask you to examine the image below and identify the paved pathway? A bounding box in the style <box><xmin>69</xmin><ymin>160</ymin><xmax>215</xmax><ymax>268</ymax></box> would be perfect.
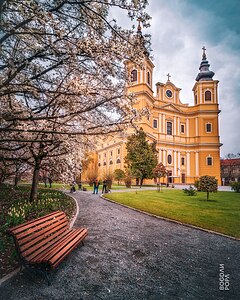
<box><xmin>0</xmin><ymin>190</ymin><xmax>239</xmax><ymax>300</ymax></box>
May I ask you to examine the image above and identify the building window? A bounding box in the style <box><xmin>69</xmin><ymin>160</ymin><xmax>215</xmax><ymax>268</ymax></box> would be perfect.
<box><xmin>206</xmin><ymin>123</ymin><xmax>212</xmax><ymax>133</ymax></box>
<box><xmin>104</xmin><ymin>153</ymin><xmax>106</xmax><ymax>158</ymax></box>
<box><xmin>205</xmin><ymin>91</ymin><xmax>211</xmax><ymax>101</ymax></box>
<box><xmin>110</xmin><ymin>151</ymin><xmax>112</xmax><ymax>156</ymax></box>
<box><xmin>117</xmin><ymin>148</ymin><xmax>120</xmax><ymax>155</ymax></box>
<box><xmin>147</xmin><ymin>71</ymin><xmax>151</xmax><ymax>85</ymax></box>
<box><xmin>103</xmin><ymin>161</ymin><xmax>107</xmax><ymax>166</ymax></box>
<box><xmin>167</xmin><ymin>154</ymin><xmax>172</xmax><ymax>164</ymax></box>
<box><xmin>153</xmin><ymin>119</ymin><xmax>158</xmax><ymax>129</ymax></box>
<box><xmin>109</xmin><ymin>160</ymin><xmax>113</xmax><ymax>165</ymax></box>
<box><xmin>181</xmin><ymin>157</ymin><xmax>185</xmax><ymax>165</ymax></box>
<box><xmin>116</xmin><ymin>158</ymin><xmax>121</xmax><ymax>164</ymax></box>
<box><xmin>131</xmin><ymin>69</ymin><xmax>137</xmax><ymax>82</ymax></box>
<box><xmin>167</xmin><ymin>122</ymin><xmax>172</xmax><ymax>135</ymax></box>
<box><xmin>99</xmin><ymin>154</ymin><xmax>101</xmax><ymax>159</ymax></box>
<box><xmin>98</xmin><ymin>163</ymin><xmax>101</xmax><ymax>167</ymax></box>
<box><xmin>207</xmin><ymin>156</ymin><xmax>213</xmax><ymax>166</ymax></box>
<box><xmin>180</xmin><ymin>124</ymin><xmax>185</xmax><ymax>134</ymax></box>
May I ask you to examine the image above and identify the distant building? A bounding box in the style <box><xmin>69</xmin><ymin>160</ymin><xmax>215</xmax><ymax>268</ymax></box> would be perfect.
<box><xmin>221</xmin><ymin>158</ymin><xmax>240</xmax><ymax>185</ymax></box>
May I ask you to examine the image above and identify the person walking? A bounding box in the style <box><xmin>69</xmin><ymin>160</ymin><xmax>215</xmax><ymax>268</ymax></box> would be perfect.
<box><xmin>102</xmin><ymin>179</ymin><xmax>107</xmax><ymax>194</ymax></box>
<box><xmin>93</xmin><ymin>179</ymin><xmax>100</xmax><ymax>194</ymax></box>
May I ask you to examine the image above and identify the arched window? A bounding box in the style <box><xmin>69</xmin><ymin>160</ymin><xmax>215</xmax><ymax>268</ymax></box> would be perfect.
<box><xmin>109</xmin><ymin>160</ymin><xmax>113</xmax><ymax>165</ymax></box>
<box><xmin>98</xmin><ymin>163</ymin><xmax>101</xmax><ymax>167</ymax></box>
<box><xmin>205</xmin><ymin>91</ymin><xmax>211</xmax><ymax>101</ymax></box>
<box><xmin>131</xmin><ymin>70</ymin><xmax>137</xmax><ymax>82</ymax></box>
<box><xmin>167</xmin><ymin>154</ymin><xmax>172</xmax><ymax>164</ymax></box>
<box><xmin>167</xmin><ymin>122</ymin><xmax>172</xmax><ymax>135</ymax></box>
<box><xmin>116</xmin><ymin>158</ymin><xmax>121</xmax><ymax>164</ymax></box>
<box><xmin>103</xmin><ymin>161</ymin><xmax>107</xmax><ymax>166</ymax></box>
<box><xmin>147</xmin><ymin>71</ymin><xmax>151</xmax><ymax>85</ymax></box>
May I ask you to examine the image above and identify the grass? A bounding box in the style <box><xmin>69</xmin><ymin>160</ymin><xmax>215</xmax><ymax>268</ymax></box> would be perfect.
<box><xmin>0</xmin><ymin>183</ymin><xmax>76</xmax><ymax>279</ymax></box>
<box><xmin>104</xmin><ymin>189</ymin><xmax>240</xmax><ymax>239</ymax></box>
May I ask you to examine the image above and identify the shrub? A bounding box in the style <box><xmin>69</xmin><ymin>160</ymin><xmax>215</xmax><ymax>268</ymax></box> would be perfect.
<box><xmin>231</xmin><ymin>181</ymin><xmax>240</xmax><ymax>193</ymax></box>
<box><xmin>124</xmin><ymin>175</ymin><xmax>132</xmax><ymax>188</ymax></box>
<box><xmin>183</xmin><ymin>185</ymin><xmax>197</xmax><ymax>196</ymax></box>
<box><xmin>194</xmin><ymin>180</ymin><xmax>200</xmax><ymax>191</ymax></box>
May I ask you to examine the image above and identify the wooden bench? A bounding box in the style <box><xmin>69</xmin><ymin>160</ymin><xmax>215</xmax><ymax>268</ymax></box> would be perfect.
<box><xmin>8</xmin><ymin>210</ymin><xmax>88</xmax><ymax>284</ymax></box>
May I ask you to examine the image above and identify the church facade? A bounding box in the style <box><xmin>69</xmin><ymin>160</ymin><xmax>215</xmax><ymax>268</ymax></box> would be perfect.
<box><xmin>96</xmin><ymin>48</ymin><xmax>221</xmax><ymax>185</ymax></box>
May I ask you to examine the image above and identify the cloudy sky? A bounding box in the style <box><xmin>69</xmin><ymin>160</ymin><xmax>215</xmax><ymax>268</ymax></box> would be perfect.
<box><xmin>112</xmin><ymin>0</ymin><xmax>240</xmax><ymax>157</ymax></box>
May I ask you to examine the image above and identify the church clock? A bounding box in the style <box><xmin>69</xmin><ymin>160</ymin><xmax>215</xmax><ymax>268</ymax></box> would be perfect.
<box><xmin>166</xmin><ymin>89</ymin><xmax>173</xmax><ymax>98</ymax></box>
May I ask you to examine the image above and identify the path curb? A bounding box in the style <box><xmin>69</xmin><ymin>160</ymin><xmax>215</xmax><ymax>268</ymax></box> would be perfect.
<box><xmin>100</xmin><ymin>194</ymin><xmax>240</xmax><ymax>242</ymax></box>
<box><xmin>0</xmin><ymin>268</ymin><xmax>21</xmax><ymax>288</ymax></box>
<box><xmin>68</xmin><ymin>192</ymin><xmax>80</xmax><ymax>228</ymax></box>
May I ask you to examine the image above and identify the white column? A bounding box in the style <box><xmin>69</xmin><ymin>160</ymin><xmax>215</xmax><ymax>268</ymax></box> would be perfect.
<box><xmin>187</xmin><ymin>152</ymin><xmax>190</xmax><ymax>176</ymax></box>
<box><xmin>214</xmin><ymin>85</ymin><xmax>217</xmax><ymax>103</ymax></box>
<box><xmin>177</xmin><ymin>117</ymin><xmax>180</xmax><ymax>136</ymax></box>
<box><xmin>195</xmin><ymin>117</ymin><xmax>198</xmax><ymax>136</ymax></box>
<box><xmin>195</xmin><ymin>151</ymin><xmax>199</xmax><ymax>176</ymax></box>
<box><xmin>178</xmin><ymin>151</ymin><xmax>181</xmax><ymax>176</ymax></box>
<box><xmin>159</xmin><ymin>149</ymin><xmax>162</xmax><ymax>163</ymax></box>
<box><xmin>174</xmin><ymin>116</ymin><xmax>176</xmax><ymax>135</ymax></box>
<box><xmin>162</xmin><ymin>114</ymin><xmax>166</xmax><ymax>134</ymax></box>
<box><xmin>163</xmin><ymin>150</ymin><xmax>166</xmax><ymax>165</ymax></box>
<box><xmin>174</xmin><ymin>151</ymin><xmax>177</xmax><ymax>176</ymax></box>
<box><xmin>186</xmin><ymin>118</ymin><xmax>189</xmax><ymax>137</ymax></box>
<box><xmin>159</xmin><ymin>114</ymin><xmax>162</xmax><ymax>133</ymax></box>
<box><xmin>200</xmin><ymin>84</ymin><xmax>203</xmax><ymax>104</ymax></box>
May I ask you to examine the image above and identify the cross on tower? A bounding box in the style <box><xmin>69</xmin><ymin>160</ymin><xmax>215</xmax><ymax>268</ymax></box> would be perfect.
<box><xmin>166</xmin><ymin>73</ymin><xmax>171</xmax><ymax>81</ymax></box>
<box><xmin>202</xmin><ymin>46</ymin><xmax>207</xmax><ymax>60</ymax></box>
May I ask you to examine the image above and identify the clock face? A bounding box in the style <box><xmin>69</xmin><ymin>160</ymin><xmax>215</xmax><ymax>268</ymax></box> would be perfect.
<box><xmin>166</xmin><ymin>90</ymin><xmax>173</xmax><ymax>98</ymax></box>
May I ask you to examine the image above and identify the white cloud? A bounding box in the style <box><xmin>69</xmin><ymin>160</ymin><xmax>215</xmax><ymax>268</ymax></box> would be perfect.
<box><xmin>110</xmin><ymin>0</ymin><xmax>240</xmax><ymax>156</ymax></box>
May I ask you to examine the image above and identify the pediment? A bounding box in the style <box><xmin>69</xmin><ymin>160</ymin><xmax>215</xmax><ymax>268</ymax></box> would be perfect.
<box><xmin>159</xmin><ymin>103</ymin><xmax>183</xmax><ymax>113</ymax></box>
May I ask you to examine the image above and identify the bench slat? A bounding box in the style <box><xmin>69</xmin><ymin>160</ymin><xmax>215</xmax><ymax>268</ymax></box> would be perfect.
<box><xmin>18</xmin><ymin>219</ymin><xmax>68</xmax><ymax>247</ymax></box>
<box><xmin>22</xmin><ymin>226</ymin><xmax>69</xmax><ymax>259</ymax></box>
<box><xmin>31</xmin><ymin>228</ymin><xmax>84</xmax><ymax>263</ymax></box>
<box><xmin>50</xmin><ymin>229</ymin><xmax>88</xmax><ymax>268</ymax></box>
<box><xmin>8</xmin><ymin>211</ymin><xmax>65</xmax><ymax>235</ymax></box>
<box><xmin>45</xmin><ymin>228</ymin><xmax>88</xmax><ymax>268</ymax></box>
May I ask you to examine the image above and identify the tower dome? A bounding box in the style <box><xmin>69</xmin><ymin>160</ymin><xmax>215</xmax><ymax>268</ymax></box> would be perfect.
<box><xmin>195</xmin><ymin>46</ymin><xmax>215</xmax><ymax>81</ymax></box>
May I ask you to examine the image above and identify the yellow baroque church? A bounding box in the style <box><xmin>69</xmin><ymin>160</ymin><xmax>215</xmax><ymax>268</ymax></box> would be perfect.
<box><xmin>94</xmin><ymin>47</ymin><xmax>221</xmax><ymax>185</ymax></box>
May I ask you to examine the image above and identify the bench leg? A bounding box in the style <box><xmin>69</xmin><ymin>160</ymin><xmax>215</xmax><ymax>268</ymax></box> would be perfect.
<box><xmin>38</xmin><ymin>265</ymin><xmax>51</xmax><ymax>286</ymax></box>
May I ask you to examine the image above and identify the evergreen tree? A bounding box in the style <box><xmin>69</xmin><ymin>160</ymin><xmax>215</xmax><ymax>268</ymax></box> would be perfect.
<box><xmin>125</xmin><ymin>128</ymin><xmax>158</xmax><ymax>187</ymax></box>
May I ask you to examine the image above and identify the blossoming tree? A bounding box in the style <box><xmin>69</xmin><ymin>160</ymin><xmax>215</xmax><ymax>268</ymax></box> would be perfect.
<box><xmin>0</xmin><ymin>0</ymin><xmax>151</xmax><ymax>201</ymax></box>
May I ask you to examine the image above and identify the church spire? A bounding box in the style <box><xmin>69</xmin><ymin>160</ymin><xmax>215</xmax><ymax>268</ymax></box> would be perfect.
<box><xmin>195</xmin><ymin>46</ymin><xmax>215</xmax><ymax>81</ymax></box>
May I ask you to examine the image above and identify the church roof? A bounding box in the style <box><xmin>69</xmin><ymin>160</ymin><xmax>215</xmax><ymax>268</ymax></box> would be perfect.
<box><xmin>195</xmin><ymin>46</ymin><xmax>215</xmax><ymax>81</ymax></box>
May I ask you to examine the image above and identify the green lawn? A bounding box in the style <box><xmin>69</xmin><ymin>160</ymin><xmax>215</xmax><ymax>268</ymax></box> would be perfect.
<box><xmin>104</xmin><ymin>189</ymin><xmax>240</xmax><ymax>238</ymax></box>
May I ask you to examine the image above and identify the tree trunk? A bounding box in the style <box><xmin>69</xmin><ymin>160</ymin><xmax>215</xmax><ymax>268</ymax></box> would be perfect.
<box><xmin>30</xmin><ymin>158</ymin><xmax>41</xmax><ymax>203</ymax></box>
<box><xmin>207</xmin><ymin>191</ymin><xmax>209</xmax><ymax>201</ymax></box>
<box><xmin>140</xmin><ymin>177</ymin><xmax>144</xmax><ymax>188</ymax></box>
<box><xmin>14</xmin><ymin>175</ymin><xmax>20</xmax><ymax>187</ymax></box>
<box><xmin>43</xmin><ymin>177</ymin><xmax>47</xmax><ymax>188</ymax></box>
